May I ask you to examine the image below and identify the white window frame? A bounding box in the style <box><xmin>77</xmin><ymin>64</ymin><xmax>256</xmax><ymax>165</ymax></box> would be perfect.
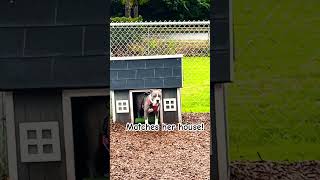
<box><xmin>19</xmin><ymin>121</ymin><xmax>61</xmax><ymax>162</ymax></box>
<box><xmin>129</xmin><ymin>89</ymin><xmax>163</xmax><ymax>124</ymax></box>
<box><xmin>62</xmin><ymin>88</ymin><xmax>109</xmax><ymax>180</ymax></box>
<box><xmin>116</xmin><ymin>100</ymin><xmax>129</xmax><ymax>113</ymax></box>
<box><xmin>163</xmin><ymin>98</ymin><xmax>177</xmax><ymax>112</ymax></box>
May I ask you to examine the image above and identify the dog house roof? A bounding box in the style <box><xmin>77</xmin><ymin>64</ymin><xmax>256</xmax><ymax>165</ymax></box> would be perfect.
<box><xmin>110</xmin><ymin>55</ymin><xmax>183</xmax><ymax>90</ymax></box>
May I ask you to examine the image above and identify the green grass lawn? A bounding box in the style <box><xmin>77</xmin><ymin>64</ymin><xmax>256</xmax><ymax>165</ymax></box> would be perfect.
<box><xmin>228</xmin><ymin>0</ymin><xmax>320</xmax><ymax>161</ymax></box>
<box><xmin>182</xmin><ymin>1</ymin><xmax>320</xmax><ymax>161</ymax></box>
<box><xmin>182</xmin><ymin>57</ymin><xmax>210</xmax><ymax>112</ymax></box>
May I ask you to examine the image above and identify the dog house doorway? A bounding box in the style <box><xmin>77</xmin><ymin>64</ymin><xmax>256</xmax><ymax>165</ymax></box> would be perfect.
<box><xmin>71</xmin><ymin>96</ymin><xmax>107</xmax><ymax>179</ymax></box>
<box><xmin>129</xmin><ymin>89</ymin><xmax>163</xmax><ymax>124</ymax></box>
<box><xmin>62</xmin><ymin>89</ymin><xmax>109</xmax><ymax>180</ymax></box>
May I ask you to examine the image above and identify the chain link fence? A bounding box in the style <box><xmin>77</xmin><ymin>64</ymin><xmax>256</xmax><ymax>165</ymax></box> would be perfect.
<box><xmin>110</xmin><ymin>21</ymin><xmax>210</xmax><ymax>112</ymax></box>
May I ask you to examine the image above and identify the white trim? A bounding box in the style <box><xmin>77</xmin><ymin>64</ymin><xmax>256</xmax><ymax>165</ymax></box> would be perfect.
<box><xmin>214</xmin><ymin>84</ymin><xmax>229</xmax><ymax>180</ymax></box>
<box><xmin>115</xmin><ymin>100</ymin><xmax>129</xmax><ymax>113</ymax></box>
<box><xmin>62</xmin><ymin>94</ymin><xmax>75</xmax><ymax>180</ymax></box>
<box><xmin>5</xmin><ymin>92</ymin><xmax>18</xmax><ymax>180</ymax></box>
<box><xmin>129</xmin><ymin>91</ymin><xmax>134</xmax><ymax>123</ymax></box>
<box><xmin>177</xmin><ymin>88</ymin><xmax>182</xmax><ymax>123</ymax></box>
<box><xmin>111</xmin><ymin>21</ymin><xmax>210</xmax><ymax>27</ymax></box>
<box><xmin>163</xmin><ymin>98</ymin><xmax>177</xmax><ymax>112</ymax></box>
<box><xmin>160</xmin><ymin>98</ymin><xmax>163</xmax><ymax>125</ymax></box>
<box><xmin>111</xmin><ymin>91</ymin><xmax>116</xmax><ymax>123</ymax></box>
<box><xmin>110</xmin><ymin>54</ymin><xmax>183</xmax><ymax>61</ymax></box>
<box><xmin>62</xmin><ymin>88</ymin><xmax>109</xmax><ymax>180</ymax></box>
<box><xmin>181</xmin><ymin>56</ymin><xmax>184</xmax><ymax>88</ymax></box>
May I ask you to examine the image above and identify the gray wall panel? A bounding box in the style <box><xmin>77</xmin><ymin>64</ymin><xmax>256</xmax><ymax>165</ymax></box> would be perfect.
<box><xmin>14</xmin><ymin>91</ymin><xmax>66</xmax><ymax>180</ymax></box>
<box><xmin>114</xmin><ymin>90</ymin><xmax>130</xmax><ymax>124</ymax></box>
<box><xmin>162</xmin><ymin>89</ymin><xmax>178</xmax><ymax>124</ymax></box>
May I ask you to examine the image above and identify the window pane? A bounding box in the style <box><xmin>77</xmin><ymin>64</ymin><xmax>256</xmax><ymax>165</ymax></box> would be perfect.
<box><xmin>43</xmin><ymin>144</ymin><xmax>53</xmax><ymax>154</ymax></box>
<box><xmin>27</xmin><ymin>130</ymin><xmax>37</xmax><ymax>139</ymax></box>
<box><xmin>42</xmin><ymin>129</ymin><xmax>52</xmax><ymax>139</ymax></box>
<box><xmin>28</xmin><ymin>144</ymin><xmax>38</xmax><ymax>154</ymax></box>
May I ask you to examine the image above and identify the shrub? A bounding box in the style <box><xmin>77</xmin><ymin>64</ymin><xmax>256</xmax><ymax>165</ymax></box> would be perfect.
<box><xmin>111</xmin><ymin>16</ymin><xmax>143</xmax><ymax>23</ymax></box>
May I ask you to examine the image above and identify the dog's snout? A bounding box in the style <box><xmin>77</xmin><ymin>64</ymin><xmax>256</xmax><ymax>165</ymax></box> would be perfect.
<box><xmin>156</xmin><ymin>99</ymin><xmax>160</xmax><ymax>103</ymax></box>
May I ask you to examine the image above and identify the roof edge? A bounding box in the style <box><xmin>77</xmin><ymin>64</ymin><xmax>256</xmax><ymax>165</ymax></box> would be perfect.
<box><xmin>110</xmin><ymin>54</ymin><xmax>183</xmax><ymax>61</ymax></box>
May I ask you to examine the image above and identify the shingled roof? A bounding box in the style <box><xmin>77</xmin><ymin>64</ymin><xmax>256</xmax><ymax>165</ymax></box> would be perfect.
<box><xmin>110</xmin><ymin>55</ymin><xmax>183</xmax><ymax>90</ymax></box>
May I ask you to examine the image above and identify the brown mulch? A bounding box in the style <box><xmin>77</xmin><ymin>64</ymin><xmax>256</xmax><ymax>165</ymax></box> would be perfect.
<box><xmin>110</xmin><ymin>113</ymin><xmax>320</xmax><ymax>180</ymax></box>
<box><xmin>110</xmin><ymin>113</ymin><xmax>210</xmax><ymax>180</ymax></box>
<box><xmin>231</xmin><ymin>161</ymin><xmax>320</xmax><ymax>180</ymax></box>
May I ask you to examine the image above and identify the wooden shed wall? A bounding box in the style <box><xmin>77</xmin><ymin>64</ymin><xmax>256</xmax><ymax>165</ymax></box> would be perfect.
<box><xmin>14</xmin><ymin>91</ymin><xmax>67</xmax><ymax>180</ymax></box>
<box><xmin>0</xmin><ymin>92</ymin><xmax>7</xmax><ymax>176</ymax></box>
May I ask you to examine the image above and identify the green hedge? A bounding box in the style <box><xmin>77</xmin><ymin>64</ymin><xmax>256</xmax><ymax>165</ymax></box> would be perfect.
<box><xmin>111</xmin><ymin>16</ymin><xmax>143</xmax><ymax>23</ymax></box>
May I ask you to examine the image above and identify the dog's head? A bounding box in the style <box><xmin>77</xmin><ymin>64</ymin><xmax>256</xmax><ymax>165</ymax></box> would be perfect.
<box><xmin>149</xmin><ymin>89</ymin><xmax>162</xmax><ymax>106</ymax></box>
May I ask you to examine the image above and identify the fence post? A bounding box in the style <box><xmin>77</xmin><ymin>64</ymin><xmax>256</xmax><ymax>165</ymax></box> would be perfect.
<box><xmin>147</xmin><ymin>26</ymin><xmax>150</xmax><ymax>56</ymax></box>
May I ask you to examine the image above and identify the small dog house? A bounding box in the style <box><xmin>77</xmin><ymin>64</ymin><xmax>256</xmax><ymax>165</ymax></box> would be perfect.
<box><xmin>110</xmin><ymin>55</ymin><xmax>183</xmax><ymax>124</ymax></box>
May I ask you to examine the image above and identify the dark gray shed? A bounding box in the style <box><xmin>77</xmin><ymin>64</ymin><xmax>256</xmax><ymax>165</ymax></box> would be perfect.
<box><xmin>110</xmin><ymin>55</ymin><xmax>183</xmax><ymax>124</ymax></box>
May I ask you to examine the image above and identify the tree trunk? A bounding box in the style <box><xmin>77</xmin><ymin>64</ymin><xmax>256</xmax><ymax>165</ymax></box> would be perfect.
<box><xmin>125</xmin><ymin>0</ymin><xmax>131</xmax><ymax>18</ymax></box>
<box><xmin>133</xmin><ymin>0</ymin><xmax>139</xmax><ymax>18</ymax></box>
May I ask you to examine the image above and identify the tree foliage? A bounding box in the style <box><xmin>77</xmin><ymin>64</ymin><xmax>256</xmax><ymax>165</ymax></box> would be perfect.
<box><xmin>111</xmin><ymin>0</ymin><xmax>210</xmax><ymax>20</ymax></box>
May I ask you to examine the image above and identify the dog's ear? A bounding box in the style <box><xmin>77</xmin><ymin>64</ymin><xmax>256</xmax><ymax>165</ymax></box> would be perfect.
<box><xmin>149</xmin><ymin>89</ymin><xmax>153</xmax><ymax>93</ymax></box>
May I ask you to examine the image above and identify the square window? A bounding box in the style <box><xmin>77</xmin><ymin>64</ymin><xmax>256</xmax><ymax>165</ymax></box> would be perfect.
<box><xmin>163</xmin><ymin>98</ymin><xmax>177</xmax><ymax>112</ymax></box>
<box><xmin>28</xmin><ymin>144</ymin><xmax>38</xmax><ymax>154</ymax></box>
<box><xmin>42</xmin><ymin>129</ymin><xmax>52</xmax><ymax>139</ymax></box>
<box><xmin>27</xmin><ymin>130</ymin><xmax>37</xmax><ymax>139</ymax></box>
<box><xmin>116</xmin><ymin>100</ymin><xmax>129</xmax><ymax>113</ymax></box>
<box><xmin>19</xmin><ymin>122</ymin><xmax>61</xmax><ymax>162</ymax></box>
<box><xmin>43</xmin><ymin>144</ymin><xmax>53</xmax><ymax>154</ymax></box>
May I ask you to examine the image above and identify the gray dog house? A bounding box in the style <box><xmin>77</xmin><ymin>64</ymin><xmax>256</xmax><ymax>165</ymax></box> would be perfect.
<box><xmin>0</xmin><ymin>0</ymin><xmax>108</xmax><ymax>179</ymax></box>
<box><xmin>110</xmin><ymin>55</ymin><xmax>183</xmax><ymax>124</ymax></box>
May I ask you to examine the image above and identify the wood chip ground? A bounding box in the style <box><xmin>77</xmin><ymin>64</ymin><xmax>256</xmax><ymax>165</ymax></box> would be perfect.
<box><xmin>110</xmin><ymin>113</ymin><xmax>320</xmax><ymax>180</ymax></box>
<box><xmin>110</xmin><ymin>113</ymin><xmax>210</xmax><ymax>179</ymax></box>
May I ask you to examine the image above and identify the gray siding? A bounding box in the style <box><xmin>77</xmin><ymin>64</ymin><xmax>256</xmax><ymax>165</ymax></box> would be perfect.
<box><xmin>0</xmin><ymin>92</ymin><xmax>4</xmax><ymax>121</ymax></box>
<box><xmin>14</xmin><ymin>91</ymin><xmax>66</xmax><ymax>180</ymax></box>
<box><xmin>114</xmin><ymin>90</ymin><xmax>131</xmax><ymax>124</ymax></box>
<box><xmin>111</xmin><ymin>58</ymin><xmax>182</xmax><ymax>90</ymax></box>
<box><xmin>0</xmin><ymin>92</ymin><xmax>7</xmax><ymax>177</ymax></box>
<box><xmin>162</xmin><ymin>89</ymin><xmax>179</xmax><ymax>124</ymax></box>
